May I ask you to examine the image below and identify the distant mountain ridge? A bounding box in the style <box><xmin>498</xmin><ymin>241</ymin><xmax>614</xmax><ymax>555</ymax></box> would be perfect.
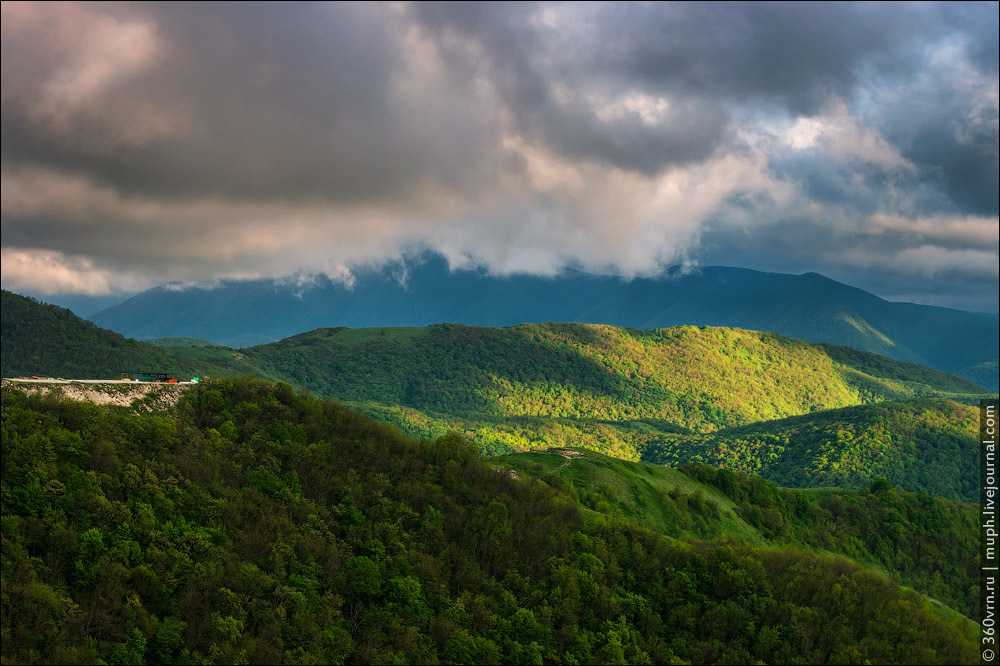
<box><xmin>87</xmin><ymin>256</ymin><xmax>998</xmax><ymax>388</ymax></box>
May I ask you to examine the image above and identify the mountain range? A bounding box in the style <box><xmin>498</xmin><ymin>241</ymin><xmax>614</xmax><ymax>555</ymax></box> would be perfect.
<box><xmin>87</xmin><ymin>256</ymin><xmax>999</xmax><ymax>388</ymax></box>
<box><xmin>3</xmin><ymin>289</ymin><xmax>990</xmax><ymax>501</ymax></box>
<box><xmin>1</xmin><ymin>287</ymin><xmax>992</xmax><ymax>662</ymax></box>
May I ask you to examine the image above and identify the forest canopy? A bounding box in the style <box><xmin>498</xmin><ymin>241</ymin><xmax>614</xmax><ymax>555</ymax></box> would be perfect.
<box><xmin>0</xmin><ymin>378</ymin><xmax>979</xmax><ymax>664</ymax></box>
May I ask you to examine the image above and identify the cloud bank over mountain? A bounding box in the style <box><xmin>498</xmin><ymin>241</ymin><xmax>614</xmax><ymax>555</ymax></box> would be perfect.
<box><xmin>2</xmin><ymin>2</ymin><xmax>997</xmax><ymax>310</ymax></box>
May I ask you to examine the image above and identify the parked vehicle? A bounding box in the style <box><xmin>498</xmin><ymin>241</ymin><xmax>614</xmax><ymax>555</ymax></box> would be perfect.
<box><xmin>131</xmin><ymin>373</ymin><xmax>176</xmax><ymax>382</ymax></box>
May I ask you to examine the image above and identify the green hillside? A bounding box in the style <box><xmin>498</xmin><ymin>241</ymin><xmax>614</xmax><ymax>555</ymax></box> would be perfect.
<box><xmin>245</xmin><ymin>323</ymin><xmax>987</xmax><ymax>434</ymax></box>
<box><xmin>343</xmin><ymin>396</ymin><xmax>982</xmax><ymax>503</ymax></box>
<box><xmin>143</xmin><ymin>337</ymin><xmax>222</xmax><ymax>348</ymax></box>
<box><xmin>642</xmin><ymin>399</ymin><xmax>980</xmax><ymax>502</ymax></box>
<box><xmin>493</xmin><ymin>448</ymin><xmax>978</xmax><ymax>619</ymax></box>
<box><xmin>346</xmin><ymin>402</ymin><xmax>673</xmax><ymax>460</ymax></box>
<box><xmin>1</xmin><ymin>290</ymin><xmax>257</xmax><ymax>380</ymax></box>
<box><xmin>1</xmin><ymin>291</ymin><xmax>183</xmax><ymax>379</ymax></box>
<box><xmin>1</xmin><ymin>379</ymin><xmax>978</xmax><ymax>664</ymax></box>
<box><xmin>6</xmin><ymin>291</ymin><xmax>986</xmax><ymax>433</ymax></box>
<box><xmin>3</xmin><ymin>290</ymin><xmax>990</xmax><ymax>502</ymax></box>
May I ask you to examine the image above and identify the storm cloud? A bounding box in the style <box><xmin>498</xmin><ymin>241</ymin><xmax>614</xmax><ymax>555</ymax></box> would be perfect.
<box><xmin>2</xmin><ymin>1</ymin><xmax>997</xmax><ymax>311</ymax></box>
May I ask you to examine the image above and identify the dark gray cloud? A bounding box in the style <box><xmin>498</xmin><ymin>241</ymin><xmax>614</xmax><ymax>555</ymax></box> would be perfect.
<box><xmin>1</xmin><ymin>1</ymin><xmax>997</xmax><ymax>311</ymax></box>
<box><xmin>592</xmin><ymin>2</ymin><xmax>925</xmax><ymax>110</ymax></box>
<box><xmin>409</xmin><ymin>1</ymin><xmax>735</xmax><ymax>174</ymax></box>
<box><xmin>699</xmin><ymin>218</ymin><xmax>1000</xmax><ymax>312</ymax></box>
<box><xmin>0</xmin><ymin>2</ymin><xmax>500</xmax><ymax>203</ymax></box>
<box><xmin>407</xmin><ymin>1</ymin><xmax>993</xmax><ymax>175</ymax></box>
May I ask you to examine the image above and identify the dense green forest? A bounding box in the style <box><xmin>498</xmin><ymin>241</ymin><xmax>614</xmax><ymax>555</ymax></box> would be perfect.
<box><xmin>1</xmin><ymin>379</ymin><xmax>979</xmax><ymax>664</ymax></box>
<box><xmin>5</xmin><ymin>291</ymin><xmax>987</xmax><ymax>427</ymax></box>
<box><xmin>1</xmin><ymin>292</ymin><xmax>260</xmax><ymax>380</ymax></box>
<box><xmin>641</xmin><ymin>399</ymin><xmax>981</xmax><ymax>502</ymax></box>
<box><xmin>343</xmin><ymin>396</ymin><xmax>981</xmax><ymax>502</ymax></box>
<box><xmin>0</xmin><ymin>292</ymin><xmax>186</xmax><ymax>380</ymax></box>
<box><xmin>494</xmin><ymin>449</ymin><xmax>978</xmax><ymax>620</ymax></box>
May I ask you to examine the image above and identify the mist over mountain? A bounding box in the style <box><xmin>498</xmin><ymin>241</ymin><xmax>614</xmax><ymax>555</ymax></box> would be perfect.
<box><xmin>88</xmin><ymin>256</ymin><xmax>998</xmax><ymax>388</ymax></box>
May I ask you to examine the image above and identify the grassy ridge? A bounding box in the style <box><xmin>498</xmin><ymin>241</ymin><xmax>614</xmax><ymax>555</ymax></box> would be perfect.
<box><xmin>492</xmin><ymin>448</ymin><xmax>768</xmax><ymax>546</ymax></box>
<box><xmin>492</xmin><ymin>448</ymin><xmax>979</xmax><ymax>620</ymax></box>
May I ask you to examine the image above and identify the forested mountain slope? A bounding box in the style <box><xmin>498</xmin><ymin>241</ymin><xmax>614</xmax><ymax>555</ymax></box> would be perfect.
<box><xmin>1</xmin><ymin>291</ymin><xmax>255</xmax><ymax>380</ymax></box>
<box><xmin>7</xmin><ymin>289</ymin><xmax>986</xmax><ymax>433</ymax></box>
<box><xmin>244</xmin><ymin>323</ymin><xmax>987</xmax><ymax>434</ymax></box>
<box><xmin>351</xmin><ymin>396</ymin><xmax>981</xmax><ymax>502</ymax></box>
<box><xmin>1</xmin><ymin>291</ymin><xmax>182</xmax><ymax>379</ymax></box>
<box><xmin>492</xmin><ymin>448</ymin><xmax>979</xmax><ymax>620</ymax></box>
<box><xmin>4</xmin><ymin>290</ymin><xmax>989</xmax><ymax>504</ymax></box>
<box><xmin>642</xmin><ymin>399</ymin><xmax>981</xmax><ymax>502</ymax></box>
<box><xmin>1</xmin><ymin>379</ymin><xmax>979</xmax><ymax>664</ymax></box>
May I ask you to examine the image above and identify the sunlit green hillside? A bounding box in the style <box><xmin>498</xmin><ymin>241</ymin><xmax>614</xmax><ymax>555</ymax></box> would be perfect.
<box><xmin>3</xmin><ymin>290</ymin><xmax>990</xmax><ymax>504</ymax></box>
<box><xmin>245</xmin><ymin>322</ymin><xmax>988</xmax><ymax>433</ymax></box>
<box><xmin>642</xmin><ymin>398</ymin><xmax>980</xmax><ymax>501</ymax></box>
<box><xmin>348</xmin><ymin>396</ymin><xmax>981</xmax><ymax>503</ymax></box>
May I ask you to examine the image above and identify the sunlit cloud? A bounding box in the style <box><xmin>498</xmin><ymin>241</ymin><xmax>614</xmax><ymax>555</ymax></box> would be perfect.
<box><xmin>0</xmin><ymin>248</ymin><xmax>151</xmax><ymax>295</ymax></box>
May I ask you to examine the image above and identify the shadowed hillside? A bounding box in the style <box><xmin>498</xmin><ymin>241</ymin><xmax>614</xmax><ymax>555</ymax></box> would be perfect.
<box><xmin>492</xmin><ymin>447</ymin><xmax>979</xmax><ymax>619</ymax></box>
<box><xmin>1</xmin><ymin>291</ymin><xmax>183</xmax><ymax>379</ymax></box>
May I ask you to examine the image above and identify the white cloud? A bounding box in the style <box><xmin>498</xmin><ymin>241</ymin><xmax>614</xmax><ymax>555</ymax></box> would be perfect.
<box><xmin>782</xmin><ymin>100</ymin><xmax>912</xmax><ymax>169</ymax></box>
<box><xmin>835</xmin><ymin>244</ymin><xmax>999</xmax><ymax>279</ymax></box>
<box><xmin>587</xmin><ymin>90</ymin><xmax>673</xmax><ymax>127</ymax></box>
<box><xmin>0</xmin><ymin>248</ymin><xmax>151</xmax><ymax>295</ymax></box>
<box><xmin>867</xmin><ymin>213</ymin><xmax>1000</xmax><ymax>246</ymax></box>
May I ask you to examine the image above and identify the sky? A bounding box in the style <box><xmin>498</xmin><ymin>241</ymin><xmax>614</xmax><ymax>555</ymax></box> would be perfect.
<box><xmin>2</xmin><ymin>1</ymin><xmax>998</xmax><ymax>313</ymax></box>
